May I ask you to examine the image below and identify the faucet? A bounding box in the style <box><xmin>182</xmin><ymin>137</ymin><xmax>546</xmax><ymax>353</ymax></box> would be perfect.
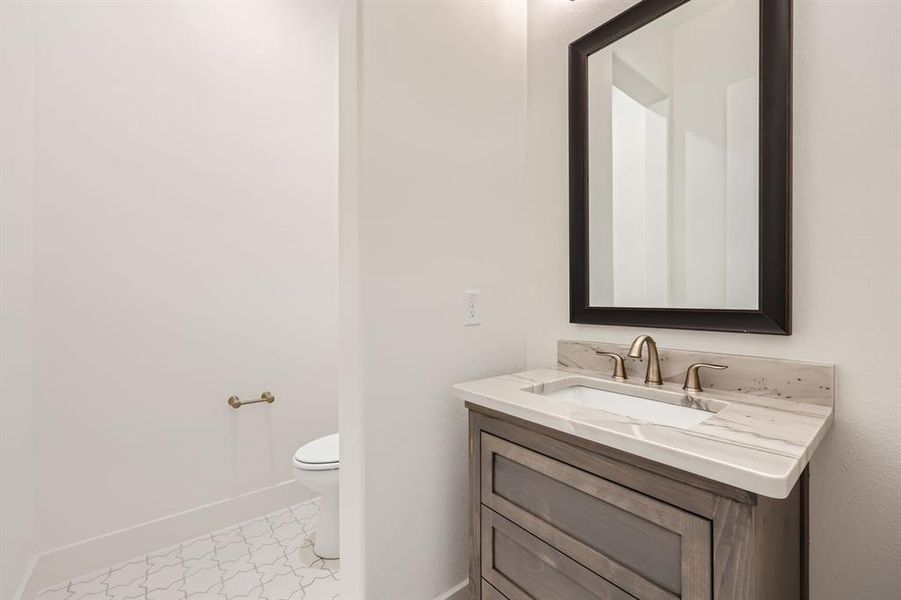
<box><xmin>628</xmin><ymin>335</ymin><xmax>662</xmax><ymax>385</ymax></box>
<box><xmin>683</xmin><ymin>363</ymin><xmax>728</xmax><ymax>393</ymax></box>
<box><xmin>595</xmin><ymin>352</ymin><xmax>628</xmax><ymax>381</ymax></box>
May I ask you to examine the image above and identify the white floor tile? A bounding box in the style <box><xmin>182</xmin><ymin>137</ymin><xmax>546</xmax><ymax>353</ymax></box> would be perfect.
<box><xmin>36</xmin><ymin>583</ymin><xmax>71</xmax><ymax>600</ymax></box>
<box><xmin>34</xmin><ymin>500</ymin><xmax>339</xmax><ymax>600</ymax></box>
<box><xmin>107</xmin><ymin>582</ymin><xmax>146</xmax><ymax>600</ymax></box>
<box><xmin>181</xmin><ymin>565</ymin><xmax>222</xmax><ymax>597</ymax></box>
<box><xmin>212</xmin><ymin>528</ymin><xmax>244</xmax><ymax>549</ymax></box>
<box><xmin>218</xmin><ymin>567</ymin><xmax>262</xmax><ymax>599</ymax></box>
<box><xmin>183</xmin><ymin>555</ymin><xmax>218</xmax><ymax>579</ymax></box>
<box><xmin>146</xmin><ymin>580</ymin><xmax>187</xmax><ymax>600</ymax></box>
<box><xmin>68</xmin><ymin>571</ymin><xmax>108</xmax><ymax>600</ymax></box>
<box><xmin>149</xmin><ymin>545</ymin><xmax>184</xmax><ymax>571</ymax></box>
<box><xmin>105</xmin><ymin>559</ymin><xmax>147</xmax><ymax>590</ymax></box>
<box><xmin>145</xmin><ymin>562</ymin><xmax>185</xmax><ymax>593</ymax></box>
<box><xmin>217</xmin><ymin>557</ymin><xmax>255</xmax><ymax>582</ymax></box>
<box><xmin>214</xmin><ymin>538</ymin><xmax>251</xmax><ymax>564</ymax></box>
<box><xmin>258</xmin><ymin>572</ymin><xmax>304</xmax><ymax>600</ymax></box>
<box><xmin>249</xmin><ymin>542</ymin><xmax>286</xmax><ymax>569</ymax></box>
<box><xmin>240</xmin><ymin>519</ymin><xmax>271</xmax><ymax>541</ymax></box>
<box><xmin>179</xmin><ymin>536</ymin><xmax>213</xmax><ymax>562</ymax></box>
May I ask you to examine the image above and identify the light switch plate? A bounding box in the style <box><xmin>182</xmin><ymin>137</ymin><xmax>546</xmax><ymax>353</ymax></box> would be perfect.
<box><xmin>464</xmin><ymin>289</ymin><xmax>481</xmax><ymax>326</ymax></box>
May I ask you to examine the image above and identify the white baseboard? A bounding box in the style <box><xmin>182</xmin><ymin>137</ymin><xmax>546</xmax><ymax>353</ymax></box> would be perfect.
<box><xmin>13</xmin><ymin>556</ymin><xmax>38</xmax><ymax>600</ymax></box>
<box><xmin>434</xmin><ymin>579</ymin><xmax>469</xmax><ymax>600</ymax></box>
<box><xmin>20</xmin><ymin>480</ymin><xmax>311</xmax><ymax>600</ymax></box>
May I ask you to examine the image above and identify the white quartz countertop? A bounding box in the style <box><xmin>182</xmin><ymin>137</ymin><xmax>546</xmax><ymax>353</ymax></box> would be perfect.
<box><xmin>454</xmin><ymin>368</ymin><xmax>834</xmax><ymax>498</ymax></box>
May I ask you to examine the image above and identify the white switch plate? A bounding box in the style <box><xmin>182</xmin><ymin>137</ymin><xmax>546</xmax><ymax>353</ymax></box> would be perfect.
<box><xmin>464</xmin><ymin>289</ymin><xmax>481</xmax><ymax>326</ymax></box>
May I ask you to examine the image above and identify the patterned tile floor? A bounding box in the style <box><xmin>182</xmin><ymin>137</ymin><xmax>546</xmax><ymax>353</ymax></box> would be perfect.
<box><xmin>36</xmin><ymin>499</ymin><xmax>339</xmax><ymax>600</ymax></box>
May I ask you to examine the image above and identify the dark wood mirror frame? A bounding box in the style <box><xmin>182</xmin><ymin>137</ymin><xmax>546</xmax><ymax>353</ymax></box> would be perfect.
<box><xmin>569</xmin><ymin>0</ymin><xmax>791</xmax><ymax>335</ymax></box>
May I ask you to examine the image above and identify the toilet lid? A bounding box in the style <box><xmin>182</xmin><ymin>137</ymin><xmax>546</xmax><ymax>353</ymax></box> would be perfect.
<box><xmin>294</xmin><ymin>433</ymin><xmax>339</xmax><ymax>469</ymax></box>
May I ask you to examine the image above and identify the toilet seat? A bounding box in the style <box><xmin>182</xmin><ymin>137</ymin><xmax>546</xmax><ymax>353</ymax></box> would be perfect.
<box><xmin>293</xmin><ymin>433</ymin><xmax>339</xmax><ymax>471</ymax></box>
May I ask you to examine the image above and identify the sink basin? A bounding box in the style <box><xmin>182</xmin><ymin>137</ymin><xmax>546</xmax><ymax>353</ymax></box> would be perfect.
<box><xmin>540</xmin><ymin>383</ymin><xmax>716</xmax><ymax>428</ymax></box>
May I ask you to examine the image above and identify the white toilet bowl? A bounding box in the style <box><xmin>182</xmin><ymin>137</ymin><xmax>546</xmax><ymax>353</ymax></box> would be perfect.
<box><xmin>293</xmin><ymin>433</ymin><xmax>339</xmax><ymax>559</ymax></box>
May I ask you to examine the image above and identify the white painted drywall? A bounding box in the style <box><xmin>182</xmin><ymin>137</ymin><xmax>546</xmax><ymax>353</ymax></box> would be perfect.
<box><xmin>1</xmin><ymin>1</ymin><xmax>37</xmax><ymax>597</ymax></box>
<box><xmin>3</xmin><ymin>0</ymin><xmax>339</xmax><ymax>573</ymax></box>
<box><xmin>526</xmin><ymin>1</ymin><xmax>901</xmax><ymax>598</ymax></box>
<box><xmin>346</xmin><ymin>1</ymin><xmax>528</xmax><ymax>597</ymax></box>
<box><xmin>337</xmin><ymin>2</ymin><xmax>365</xmax><ymax>598</ymax></box>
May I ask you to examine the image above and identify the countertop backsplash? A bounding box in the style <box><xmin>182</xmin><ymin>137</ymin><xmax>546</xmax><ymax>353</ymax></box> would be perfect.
<box><xmin>558</xmin><ymin>340</ymin><xmax>835</xmax><ymax>408</ymax></box>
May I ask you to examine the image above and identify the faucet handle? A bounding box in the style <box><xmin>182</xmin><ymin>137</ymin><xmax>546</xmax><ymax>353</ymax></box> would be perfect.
<box><xmin>683</xmin><ymin>363</ymin><xmax>728</xmax><ymax>393</ymax></box>
<box><xmin>596</xmin><ymin>352</ymin><xmax>627</xmax><ymax>381</ymax></box>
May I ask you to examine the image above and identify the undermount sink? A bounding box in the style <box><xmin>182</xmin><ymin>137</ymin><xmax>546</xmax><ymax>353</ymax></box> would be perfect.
<box><xmin>537</xmin><ymin>380</ymin><xmax>719</xmax><ymax>428</ymax></box>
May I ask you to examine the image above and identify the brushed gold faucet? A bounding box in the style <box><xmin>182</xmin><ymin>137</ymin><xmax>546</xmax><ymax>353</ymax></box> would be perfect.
<box><xmin>628</xmin><ymin>335</ymin><xmax>662</xmax><ymax>385</ymax></box>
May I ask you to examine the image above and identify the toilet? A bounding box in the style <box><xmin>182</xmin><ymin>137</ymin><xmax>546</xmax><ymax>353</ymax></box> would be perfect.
<box><xmin>293</xmin><ymin>433</ymin><xmax>339</xmax><ymax>559</ymax></box>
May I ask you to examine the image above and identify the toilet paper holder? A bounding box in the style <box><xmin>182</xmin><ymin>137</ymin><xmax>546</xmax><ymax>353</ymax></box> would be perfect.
<box><xmin>228</xmin><ymin>391</ymin><xmax>275</xmax><ymax>409</ymax></box>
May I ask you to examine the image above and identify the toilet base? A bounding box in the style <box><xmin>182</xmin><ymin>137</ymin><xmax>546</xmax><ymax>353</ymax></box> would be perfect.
<box><xmin>294</xmin><ymin>465</ymin><xmax>340</xmax><ymax>559</ymax></box>
<box><xmin>313</xmin><ymin>487</ymin><xmax>339</xmax><ymax>559</ymax></box>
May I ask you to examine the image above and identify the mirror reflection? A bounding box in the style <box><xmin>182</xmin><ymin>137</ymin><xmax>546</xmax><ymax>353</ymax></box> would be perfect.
<box><xmin>587</xmin><ymin>0</ymin><xmax>759</xmax><ymax>309</ymax></box>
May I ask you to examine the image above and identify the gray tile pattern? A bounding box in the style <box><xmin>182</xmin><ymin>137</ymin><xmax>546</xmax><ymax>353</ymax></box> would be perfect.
<box><xmin>36</xmin><ymin>500</ymin><xmax>339</xmax><ymax>600</ymax></box>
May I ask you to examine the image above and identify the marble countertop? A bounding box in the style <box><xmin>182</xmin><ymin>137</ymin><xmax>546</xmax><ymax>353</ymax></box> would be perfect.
<box><xmin>454</xmin><ymin>368</ymin><xmax>834</xmax><ymax>498</ymax></box>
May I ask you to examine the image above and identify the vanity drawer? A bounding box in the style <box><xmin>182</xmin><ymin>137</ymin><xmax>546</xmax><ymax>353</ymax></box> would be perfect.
<box><xmin>482</xmin><ymin>507</ymin><xmax>636</xmax><ymax>600</ymax></box>
<box><xmin>482</xmin><ymin>579</ymin><xmax>510</xmax><ymax>600</ymax></box>
<box><xmin>481</xmin><ymin>433</ymin><xmax>711</xmax><ymax>600</ymax></box>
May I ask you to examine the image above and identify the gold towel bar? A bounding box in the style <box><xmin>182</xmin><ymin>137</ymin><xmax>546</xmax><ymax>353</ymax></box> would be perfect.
<box><xmin>228</xmin><ymin>391</ymin><xmax>275</xmax><ymax>409</ymax></box>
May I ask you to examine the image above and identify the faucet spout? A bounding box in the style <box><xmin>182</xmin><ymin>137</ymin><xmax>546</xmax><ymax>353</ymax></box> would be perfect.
<box><xmin>628</xmin><ymin>335</ymin><xmax>663</xmax><ymax>385</ymax></box>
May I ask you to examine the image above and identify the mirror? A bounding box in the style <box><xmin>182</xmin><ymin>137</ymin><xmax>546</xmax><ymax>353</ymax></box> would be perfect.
<box><xmin>570</xmin><ymin>0</ymin><xmax>791</xmax><ymax>334</ymax></box>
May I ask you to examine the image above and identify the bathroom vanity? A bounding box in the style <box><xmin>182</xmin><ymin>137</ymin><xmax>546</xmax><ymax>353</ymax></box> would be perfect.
<box><xmin>467</xmin><ymin>1</ymin><xmax>821</xmax><ymax>593</ymax></box>
<box><xmin>464</xmin><ymin>0</ymin><xmax>825</xmax><ymax>595</ymax></box>
<box><xmin>455</xmin><ymin>340</ymin><xmax>834</xmax><ymax>600</ymax></box>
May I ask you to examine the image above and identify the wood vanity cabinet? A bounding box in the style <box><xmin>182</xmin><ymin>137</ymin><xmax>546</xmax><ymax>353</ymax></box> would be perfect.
<box><xmin>468</xmin><ymin>407</ymin><xmax>806</xmax><ymax>600</ymax></box>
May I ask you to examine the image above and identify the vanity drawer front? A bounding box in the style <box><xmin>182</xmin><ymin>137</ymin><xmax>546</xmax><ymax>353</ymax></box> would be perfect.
<box><xmin>481</xmin><ymin>433</ymin><xmax>711</xmax><ymax>600</ymax></box>
<box><xmin>482</xmin><ymin>507</ymin><xmax>636</xmax><ymax>600</ymax></box>
<box><xmin>482</xmin><ymin>579</ymin><xmax>509</xmax><ymax>600</ymax></box>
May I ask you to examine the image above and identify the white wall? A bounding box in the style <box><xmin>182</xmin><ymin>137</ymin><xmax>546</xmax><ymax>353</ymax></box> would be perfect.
<box><xmin>345</xmin><ymin>1</ymin><xmax>528</xmax><ymax>597</ymax></box>
<box><xmin>0</xmin><ymin>1</ymin><xmax>37</xmax><ymax>597</ymax></box>
<box><xmin>526</xmin><ymin>1</ymin><xmax>901</xmax><ymax>598</ymax></box>
<box><xmin>337</xmin><ymin>2</ymin><xmax>364</xmax><ymax>597</ymax></box>
<box><xmin>1</xmin><ymin>0</ymin><xmax>339</xmax><ymax>581</ymax></box>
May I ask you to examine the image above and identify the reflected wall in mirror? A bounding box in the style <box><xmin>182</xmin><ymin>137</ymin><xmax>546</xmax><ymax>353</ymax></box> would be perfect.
<box><xmin>588</xmin><ymin>1</ymin><xmax>758</xmax><ymax>309</ymax></box>
<box><xmin>570</xmin><ymin>0</ymin><xmax>791</xmax><ymax>334</ymax></box>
